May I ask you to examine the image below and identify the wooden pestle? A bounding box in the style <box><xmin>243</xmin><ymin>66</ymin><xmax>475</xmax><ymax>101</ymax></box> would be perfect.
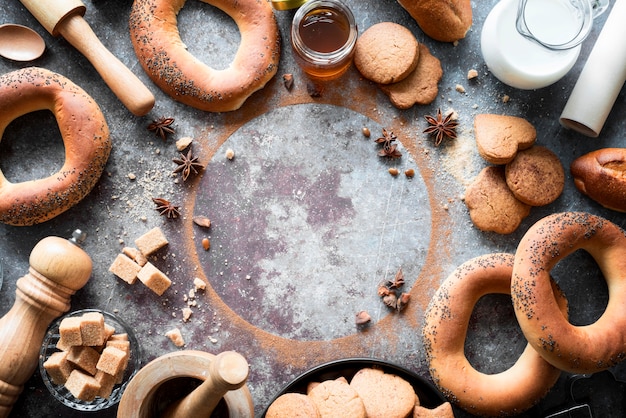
<box><xmin>0</xmin><ymin>230</ymin><xmax>92</xmax><ymax>418</ymax></box>
<box><xmin>19</xmin><ymin>0</ymin><xmax>155</xmax><ymax>116</ymax></box>
<box><xmin>163</xmin><ymin>351</ymin><xmax>250</xmax><ymax>418</ymax></box>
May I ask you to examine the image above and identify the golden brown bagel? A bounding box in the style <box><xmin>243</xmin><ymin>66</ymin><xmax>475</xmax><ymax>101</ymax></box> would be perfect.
<box><xmin>571</xmin><ymin>148</ymin><xmax>626</xmax><ymax>212</ymax></box>
<box><xmin>0</xmin><ymin>67</ymin><xmax>111</xmax><ymax>226</ymax></box>
<box><xmin>397</xmin><ymin>0</ymin><xmax>472</xmax><ymax>42</ymax></box>
<box><xmin>423</xmin><ymin>253</ymin><xmax>566</xmax><ymax>417</ymax></box>
<box><xmin>512</xmin><ymin>212</ymin><xmax>626</xmax><ymax>374</ymax></box>
<box><xmin>129</xmin><ymin>0</ymin><xmax>280</xmax><ymax>112</ymax></box>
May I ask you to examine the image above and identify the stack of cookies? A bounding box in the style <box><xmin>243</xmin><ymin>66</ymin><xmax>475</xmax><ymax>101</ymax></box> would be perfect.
<box><xmin>266</xmin><ymin>367</ymin><xmax>453</xmax><ymax>417</ymax></box>
<box><xmin>464</xmin><ymin>114</ymin><xmax>565</xmax><ymax>234</ymax></box>
<box><xmin>353</xmin><ymin>22</ymin><xmax>442</xmax><ymax>110</ymax></box>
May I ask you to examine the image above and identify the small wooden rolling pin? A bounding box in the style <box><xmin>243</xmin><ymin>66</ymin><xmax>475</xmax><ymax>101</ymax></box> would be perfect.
<box><xmin>0</xmin><ymin>230</ymin><xmax>92</xmax><ymax>418</ymax></box>
<box><xmin>19</xmin><ymin>0</ymin><xmax>155</xmax><ymax>116</ymax></box>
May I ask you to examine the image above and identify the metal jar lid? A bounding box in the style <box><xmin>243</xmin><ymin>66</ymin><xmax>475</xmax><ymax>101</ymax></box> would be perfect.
<box><xmin>271</xmin><ymin>0</ymin><xmax>309</xmax><ymax>10</ymax></box>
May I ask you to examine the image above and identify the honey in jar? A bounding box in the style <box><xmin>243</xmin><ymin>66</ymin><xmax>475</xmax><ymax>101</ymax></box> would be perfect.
<box><xmin>291</xmin><ymin>0</ymin><xmax>357</xmax><ymax>80</ymax></box>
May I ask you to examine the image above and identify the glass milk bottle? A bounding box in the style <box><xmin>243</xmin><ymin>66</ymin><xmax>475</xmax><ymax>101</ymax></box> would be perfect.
<box><xmin>480</xmin><ymin>0</ymin><xmax>596</xmax><ymax>89</ymax></box>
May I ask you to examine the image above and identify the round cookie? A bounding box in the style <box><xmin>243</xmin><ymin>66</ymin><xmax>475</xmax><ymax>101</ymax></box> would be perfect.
<box><xmin>379</xmin><ymin>43</ymin><xmax>442</xmax><ymax>109</ymax></box>
<box><xmin>308</xmin><ymin>377</ymin><xmax>366</xmax><ymax>418</ymax></box>
<box><xmin>354</xmin><ymin>22</ymin><xmax>420</xmax><ymax>84</ymax></box>
<box><xmin>465</xmin><ymin>166</ymin><xmax>531</xmax><ymax>234</ymax></box>
<box><xmin>350</xmin><ymin>367</ymin><xmax>416</xmax><ymax>418</ymax></box>
<box><xmin>266</xmin><ymin>393</ymin><xmax>321</xmax><ymax>418</ymax></box>
<box><xmin>505</xmin><ymin>146</ymin><xmax>565</xmax><ymax>206</ymax></box>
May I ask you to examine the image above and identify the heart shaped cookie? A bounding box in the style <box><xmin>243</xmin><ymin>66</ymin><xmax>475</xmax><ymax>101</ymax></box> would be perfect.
<box><xmin>474</xmin><ymin>114</ymin><xmax>536</xmax><ymax>164</ymax></box>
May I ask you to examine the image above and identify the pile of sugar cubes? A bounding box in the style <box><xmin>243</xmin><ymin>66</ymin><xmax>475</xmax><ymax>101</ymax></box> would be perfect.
<box><xmin>108</xmin><ymin>227</ymin><xmax>171</xmax><ymax>295</ymax></box>
<box><xmin>43</xmin><ymin>311</ymin><xmax>131</xmax><ymax>402</ymax></box>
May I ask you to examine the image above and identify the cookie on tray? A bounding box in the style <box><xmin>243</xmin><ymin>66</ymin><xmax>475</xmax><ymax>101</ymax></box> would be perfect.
<box><xmin>354</xmin><ymin>22</ymin><xmax>420</xmax><ymax>84</ymax></box>
<box><xmin>380</xmin><ymin>43</ymin><xmax>442</xmax><ymax>109</ymax></box>
<box><xmin>464</xmin><ymin>166</ymin><xmax>531</xmax><ymax>234</ymax></box>
<box><xmin>474</xmin><ymin>114</ymin><xmax>536</xmax><ymax>165</ymax></box>
<box><xmin>505</xmin><ymin>146</ymin><xmax>565</xmax><ymax>206</ymax></box>
<box><xmin>414</xmin><ymin>401</ymin><xmax>455</xmax><ymax>417</ymax></box>
<box><xmin>266</xmin><ymin>393</ymin><xmax>321</xmax><ymax>418</ymax></box>
<box><xmin>308</xmin><ymin>377</ymin><xmax>366</xmax><ymax>418</ymax></box>
<box><xmin>350</xmin><ymin>367</ymin><xmax>416</xmax><ymax>418</ymax></box>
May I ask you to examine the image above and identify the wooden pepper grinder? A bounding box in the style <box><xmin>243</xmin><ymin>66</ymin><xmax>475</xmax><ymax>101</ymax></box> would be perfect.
<box><xmin>0</xmin><ymin>230</ymin><xmax>92</xmax><ymax>418</ymax></box>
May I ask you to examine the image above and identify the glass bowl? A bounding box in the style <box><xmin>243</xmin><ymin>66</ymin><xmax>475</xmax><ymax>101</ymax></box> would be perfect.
<box><xmin>262</xmin><ymin>358</ymin><xmax>446</xmax><ymax>416</ymax></box>
<box><xmin>39</xmin><ymin>309</ymin><xmax>142</xmax><ymax>411</ymax></box>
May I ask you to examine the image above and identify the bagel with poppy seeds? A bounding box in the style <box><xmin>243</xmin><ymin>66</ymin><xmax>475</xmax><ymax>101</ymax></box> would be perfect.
<box><xmin>129</xmin><ymin>0</ymin><xmax>280</xmax><ymax>112</ymax></box>
<box><xmin>423</xmin><ymin>253</ymin><xmax>567</xmax><ymax>416</ymax></box>
<box><xmin>0</xmin><ymin>67</ymin><xmax>111</xmax><ymax>226</ymax></box>
<box><xmin>512</xmin><ymin>212</ymin><xmax>626</xmax><ymax>374</ymax></box>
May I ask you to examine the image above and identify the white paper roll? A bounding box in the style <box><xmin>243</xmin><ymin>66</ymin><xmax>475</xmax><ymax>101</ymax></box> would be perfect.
<box><xmin>560</xmin><ymin>0</ymin><xmax>626</xmax><ymax>137</ymax></box>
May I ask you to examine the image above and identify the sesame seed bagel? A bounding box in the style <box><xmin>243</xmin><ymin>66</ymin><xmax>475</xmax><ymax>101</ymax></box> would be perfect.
<box><xmin>129</xmin><ymin>0</ymin><xmax>280</xmax><ymax>112</ymax></box>
<box><xmin>512</xmin><ymin>212</ymin><xmax>626</xmax><ymax>374</ymax></box>
<box><xmin>423</xmin><ymin>253</ymin><xmax>567</xmax><ymax>416</ymax></box>
<box><xmin>0</xmin><ymin>67</ymin><xmax>111</xmax><ymax>226</ymax></box>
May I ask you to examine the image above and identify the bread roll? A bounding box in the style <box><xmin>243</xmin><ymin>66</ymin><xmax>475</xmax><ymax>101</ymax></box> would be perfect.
<box><xmin>571</xmin><ymin>148</ymin><xmax>626</xmax><ymax>212</ymax></box>
<box><xmin>397</xmin><ymin>0</ymin><xmax>472</xmax><ymax>42</ymax></box>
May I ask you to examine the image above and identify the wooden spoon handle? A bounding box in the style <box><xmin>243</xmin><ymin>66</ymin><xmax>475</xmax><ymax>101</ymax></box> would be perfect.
<box><xmin>57</xmin><ymin>14</ymin><xmax>155</xmax><ymax>116</ymax></box>
<box><xmin>163</xmin><ymin>351</ymin><xmax>249</xmax><ymax>418</ymax></box>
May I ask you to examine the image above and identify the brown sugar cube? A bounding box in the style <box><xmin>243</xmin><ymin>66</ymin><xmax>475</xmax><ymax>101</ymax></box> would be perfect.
<box><xmin>96</xmin><ymin>346</ymin><xmax>128</xmax><ymax>376</ymax></box>
<box><xmin>64</xmin><ymin>369</ymin><xmax>101</xmax><ymax>402</ymax></box>
<box><xmin>108</xmin><ymin>333</ymin><xmax>128</xmax><ymax>341</ymax></box>
<box><xmin>67</xmin><ymin>345</ymin><xmax>101</xmax><ymax>376</ymax></box>
<box><xmin>115</xmin><ymin>365</ymin><xmax>127</xmax><ymax>384</ymax></box>
<box><xmin>165</xmin><ymin>328</ymin><xmax>185</xmax><ymax>347</ymax></box>
<box><xmin>137</xmin><ymin>262</ymin><xmax>171</xmax><ymax>296</ymax></box>
<box><xmin>106</xmin><ymin>339</ymin><xmax>131</xmax><ymax>355</ymax></box>
<box><xmin>80</xmin><ymin>312</ymin><xmax>105</xmax><ymax>346</ymax></box>
<box><xmin>95</xmin><ymin>370</ymin><xmax>117</xmax><ymax>399</ymax></box>
<box><xmin>59</xmin><ymin>317</ymin><xmax>83</xmax><ymax>347</ymax></box>
<box><xmin>134</xmin><ymin>227</ymin><xmax>168</xmax><ymax>256</ymax></box>
<box><xmin>103</xmin><ymin>323</ymin><xmax>116</xmax><ymax>341</ymax></box>
<box><xmin>109</xmin><ymin>253</ymin><xmax>141</xmax><ymax>285</ymax></box>
<box><xmin>122</xmin><ymin>246</ymin><xmax>148</xmax><ymax>266</ymax></box>
<box><xmin>56</xmin><ymin>335</ymin><xmax>72</xmax><ymax>352</ymax></box>
<box><xmin>43</xmin><ymin>351</ymin><xmax>73</xmax><ymax>386</ymax></box>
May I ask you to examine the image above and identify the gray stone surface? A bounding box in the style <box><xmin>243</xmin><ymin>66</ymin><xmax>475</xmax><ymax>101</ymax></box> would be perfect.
<box><xmin>0</xmin><ymin>0</ymin><xmax>625</xmax><ymax>417</ymax></box>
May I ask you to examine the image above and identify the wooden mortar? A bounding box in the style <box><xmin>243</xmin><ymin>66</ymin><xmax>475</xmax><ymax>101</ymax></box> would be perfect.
<box><xmin>117</xmin><ymin>350</ymin><xmax>254</xmax><ymax>418</ymax></box>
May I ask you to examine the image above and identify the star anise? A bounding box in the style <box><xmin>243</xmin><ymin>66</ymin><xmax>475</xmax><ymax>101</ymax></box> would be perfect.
<box><xmin>173</xmin><ymin>149</ymin><xmax>203</xmax><ymax>181</ymax></box>
<box><xmin>375</xmin><ymin>128</ymin><xmax>402</xmax><ymax>158</ymax></box>
<box><xmin>424</xmin><ymin>108</ymin><xmax>458</xmax><ymax>146</ymax></box>
<box><xmin>375</xmin><ymin>128</ymin><xmax>397</xmax><ymax>148</ymax></box>
<box><xmin>152</xmin><ymin>197</ymin><xmax>180</xmax><ymax>219</ymax></box>
<box><xmin>388</xmin><ymin>267</ymin><xmax>405</xmax><ymax>289</ymax></box>
<box><xmin>147</xmin><ymin>117</ymin><xmax>175</xmax><ymax>141</ymax></box>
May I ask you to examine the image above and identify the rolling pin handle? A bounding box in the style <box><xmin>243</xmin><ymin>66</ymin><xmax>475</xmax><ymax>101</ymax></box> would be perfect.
<box><xmin>57</xmin><ymin>14</ymin><xmax>155</xmax><ymax>116</ymax></box>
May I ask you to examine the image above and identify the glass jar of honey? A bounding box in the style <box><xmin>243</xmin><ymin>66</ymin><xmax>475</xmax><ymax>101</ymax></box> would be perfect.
<box><xmin>290</xmin><ymin>0</ymin><xmax>358</xmax><ymax>81</ymax></box>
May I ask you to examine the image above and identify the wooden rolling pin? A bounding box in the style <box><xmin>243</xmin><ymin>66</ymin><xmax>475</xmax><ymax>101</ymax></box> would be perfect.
<box><xmin>19</xmin><ymin>0</ymin><xmax>155</xmax><ymax>116</ymax></box>
<box><xmin>0</xmin><ymin>230</ymin><xmax>92</xmax><ymax>418</ymax></box>
<box><xmin>163</xmin><ymin>351</ymin><xmax>249</xmax><ymax>418</ymax></box>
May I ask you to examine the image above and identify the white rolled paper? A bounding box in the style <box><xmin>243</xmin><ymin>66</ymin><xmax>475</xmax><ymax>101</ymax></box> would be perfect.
<box><xmin>560</xmin><ymin>0</ymin><xmax>626</xmax><ymax>137</ymax></box>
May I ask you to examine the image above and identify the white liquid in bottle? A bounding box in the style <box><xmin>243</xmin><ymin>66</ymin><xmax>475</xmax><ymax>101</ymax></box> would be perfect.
<box><xmin>481</xmin><ymin>0</ymin><xmax>582</xmax><ymax>89</ymax></box>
